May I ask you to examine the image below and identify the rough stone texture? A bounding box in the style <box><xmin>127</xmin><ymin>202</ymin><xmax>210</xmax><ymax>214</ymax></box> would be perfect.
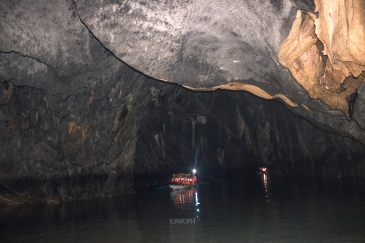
<box><xmin>135</xmin><ymin>87</ymin><xmax>365</xmax><ymax>180</ymax></box>
<box><xmin>71</xmin><ymin>0</ymin><xmax>365</xmax><ymax>143</ymax></box>
<box><xmin>0</xmin><ymin>68</ymin><xmax>150</xmax><ymax>204</ymax></box>
<box><xmin>315</xmin><ymin>0</ymin><xmax>365</xmax><ymax>79</ymax></box>
<box><xmin>1</xmin><ymin>78</ymin><xmax>364</xmax><ymax>204</ymax></box>
<box><xmin>0</xmin><ymin>0</ymin><xmax>122</xmax><ymax>99</ymax></box>
<box><xmin>278</xmin><ymin>3</ymin><xmax>365</xmax><ymax>118</ymax></box>
<box><xmin>0</xmin><ymin>0</ymin><xmax>365</xmax><ymax>205</ymax></box>
<box><xmin>73</xmin><ymin>0</ymin><xmax>303</xmax><ymax>96</ymax></box>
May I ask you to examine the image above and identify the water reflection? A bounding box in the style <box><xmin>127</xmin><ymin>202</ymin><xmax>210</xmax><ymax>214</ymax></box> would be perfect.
<box><xmin>171</xmin><ymin>187</ymin><xmax>197</xmax><ymax>210</ymax></box>
<box><xmin>0</xmin><ymin>197</ymin><xmax>144</xmax><ymax>243</ymax></box>
<box><xmin>261</xmin><ymin>173</ymin><xmax>270</xmax><ymax>201</ymax></box>
<box><xmin>1</xmin><ymin>177</ymin><xmax>364</xmax><ymax>243</ymax></box>
<box><xmin>170</xmin><ymin>187</ymin><xmax>200</xmax><ymax>243</ymax></box>
<box><xmin>170</xmin><ymin>187</ymin><xmax>200</xmax><ymax>218</ymax></box>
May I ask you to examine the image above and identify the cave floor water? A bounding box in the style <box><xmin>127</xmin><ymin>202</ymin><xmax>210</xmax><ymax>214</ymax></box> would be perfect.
<box><xmin>1</xmin><ymin>175</ymin><xmax>365</xmax><ymax>243</ymax></box>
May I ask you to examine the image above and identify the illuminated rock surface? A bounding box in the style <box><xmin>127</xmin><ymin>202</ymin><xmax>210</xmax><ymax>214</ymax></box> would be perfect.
<box><xmin>278</xmin><ymin>0</ymin><xmax>365</xmax><ymax>118</ymax></box>
<box><xmin>0</xmin><ymin>0</ymin><xmax>365</xmax><ymax>204</ymax></box>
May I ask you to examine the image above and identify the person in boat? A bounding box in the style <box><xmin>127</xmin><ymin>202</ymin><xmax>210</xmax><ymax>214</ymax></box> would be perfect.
<box><xmin>182</xmin><ymin>173</ymin><xmax>187</xmax><ymax>185</ymax></box>
<box><xmin>185</xmin><ymin>174</ymin><xmax>191</xmax><ymax>185</ymax></box>
<box><xmin>177</xmin><ymin>174</ymin><xmax>181</xmax><ymax>183</ymax></box>
<box><xmin>171</xmin><ymin>172</ymin><xmax>197</xmax><ymax>185</ymax></box>
<box><xmin>173</xmin><ymin>173</ymin><xmax>184</xmax><ymax>184</ymax></box>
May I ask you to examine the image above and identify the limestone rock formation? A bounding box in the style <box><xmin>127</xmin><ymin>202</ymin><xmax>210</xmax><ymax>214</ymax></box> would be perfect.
<box><xmin>0</xmin><ymin>0</ymin><xmax>365</xmax><ymax>205</ymax></box>
<box><xmin>278</xmin><ymin>0</ymin><xmax>365</xmax><ymax>118</ymax></box>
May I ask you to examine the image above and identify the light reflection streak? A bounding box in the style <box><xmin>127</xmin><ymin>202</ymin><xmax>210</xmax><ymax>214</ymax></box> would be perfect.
<box><xmin>195</xmin><ymin>192</ymin><xmax>200</xmax><ymax>205</ymax></box>
<box><xmin>171</xmin><ymin>187</ymin><xmax>200</xmax><ymax>210</ymax></box>
<box><xmin>170</xmin><ymin>186</ymin><xmax>201</xmax><ymax>222</ymax></box>
<box><xmin>261</xmin><ymin>173</ymin><xmax>270</xmax><ymax>201</ymax></box>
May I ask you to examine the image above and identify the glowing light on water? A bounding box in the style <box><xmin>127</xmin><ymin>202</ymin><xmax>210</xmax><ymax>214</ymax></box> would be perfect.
<box><xmin>259</xmin><ymin>167</ymin><xmax>267</xmax><ymax>173</ymax></box>
<box><xmin>261</xmin><ymin>173</ymin><xmax>269</xmax><ymax>202</ymax></box>
<box><xmin>195</xmin><ymin>192</ymin><xmax>200</xmax><ymax>205</ymax></box>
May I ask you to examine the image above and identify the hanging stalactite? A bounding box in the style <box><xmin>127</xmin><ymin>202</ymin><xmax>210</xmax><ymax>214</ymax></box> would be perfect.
<box><xmin>191</xmin><ymin>118</ymin><xmax>196</xmax><ymax>149</ymax></box>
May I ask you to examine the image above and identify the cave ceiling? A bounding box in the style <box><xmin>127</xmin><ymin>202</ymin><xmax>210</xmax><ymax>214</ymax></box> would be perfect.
<box><xmin>1</xmin><ymin>0</ymin><xmax>365</xmax><ymax>144</ymax></box>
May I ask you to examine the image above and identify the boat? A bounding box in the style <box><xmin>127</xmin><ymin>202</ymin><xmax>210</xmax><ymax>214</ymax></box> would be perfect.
<box><xmin>169</xmin><ymin>184</ymin><xmax>195</xmax><ymax>190</ymax></box>
<box><xmin>169</xmin><ymin>171</ymin><xmax>197</xmax><ymax>190</ymax></box>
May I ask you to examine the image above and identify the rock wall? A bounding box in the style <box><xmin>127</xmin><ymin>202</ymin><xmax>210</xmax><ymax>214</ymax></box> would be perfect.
<box><xmin>134</xmin><ymin>87</ymin><xmax>365</xmax><ymax>181</ymax></box>
<box><xmin>1</xmin><ymin>76</ymin><xmax>364</xmax><ymax>205</ymax></box>
<box><xmin>0</xmin><ymin>67</ymin><xmax>151</xmax><ymax>204</ymax></box>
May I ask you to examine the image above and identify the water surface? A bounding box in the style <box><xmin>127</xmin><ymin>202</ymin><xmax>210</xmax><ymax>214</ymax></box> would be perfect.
<box><xmin>1</xmin><ymin>175</ymin><xmax>364</xmax><ymax>243</ymax></box>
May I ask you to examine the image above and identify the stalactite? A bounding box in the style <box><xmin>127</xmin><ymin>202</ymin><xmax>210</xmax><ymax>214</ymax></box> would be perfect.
<box><xmin>219</xmin><ymin>120</ymin><xmax>221</xmax><ymax>135</ymax></box>
<box><xmin>154</xmin><ymin>134</ymin><xmax>160</xmax><ymax>146</ymax></box>
<box><xmin>191</xmin><ymin>119</ymin><xmax>196</xmax><ymax>149</ymax></box>
<box><xmin>161</xmin><ymin>133</ymin><xmax>166</xmax><ymax>159</ymax></box>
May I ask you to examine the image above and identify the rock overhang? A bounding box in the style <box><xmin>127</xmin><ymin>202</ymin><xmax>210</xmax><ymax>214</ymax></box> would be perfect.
<box><xmin>0</xmin><ymin>0</ymin><xmax>365</xmax><ymax>144</ymax></box>
<box><xmin>71</xmin><ymin>0</ymin><xmax>365</xmax><ymax>144</ymax></box>
<box><xmin>73</xmin><ymin>0</ymin><xmax>305</xmax><ymax>99</ymax></box>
